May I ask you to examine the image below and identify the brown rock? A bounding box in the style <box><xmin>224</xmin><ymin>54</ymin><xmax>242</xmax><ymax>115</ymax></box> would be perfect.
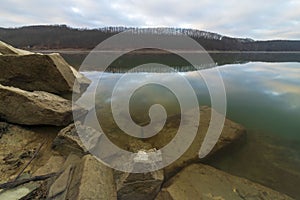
<box><xmin>0</xmin><ymin>42</ymin><xmax>90</xmax><ymax>94</ymax></box>
<box><xmin>0</xmin><ymin>40</ymin><xmax>33</xmax><ymax>55</ymax></box>
<box><xmin>114</xmin><ymin>149</ymin><xmax>164</xmax><ymax>200</ymax></box>
<box><xmin>47</xmin><ymin>154</ymin><xmax>81</xmax><ymax>200</ymax></box>
<box><xmin>156</xmin><ymin>164</ymin><xmax>293</xmax><ymax>200</ymax></box>
<box><xmin>52</xmin><ymin>122</ymin><xmax>103</xmax><ymax>157</ymax></box>
<box><xmin>34</xmin><ymin>155</ymin><xmax>66</xmax><ymax>176</ymax></box>
<box><xmin>0</xmin><ymin>84</ymin><xmax>86</xmax><ymax>126</ymax></box>
<box><xmin>115</xmin><ymin>169</ymin><xmax>164</xmax><ymax>200</ymax></box>
<box><xmin>74</xmin><ymin>155</ymin><xmax>117</xmax><ymax>200</ymax></box>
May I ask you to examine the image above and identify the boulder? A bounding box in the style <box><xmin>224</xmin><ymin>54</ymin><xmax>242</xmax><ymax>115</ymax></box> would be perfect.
<box><xmin>114</xmin><ymin>149</ymin><xmax>164</xmax><ymax>200</ymax></box>
<box><xmin>156</xmin><ymin>164</ymin><xmax>293</xmax><ymax>200</ymax></box>
<box><xmin>57</xmin><ymin>106</ymin><xmax>246</xmax><ymax>179</ymax></box>
<box><xmin>0</xmin><ymin>40</ymin><xmax>33</xmax><ymax>55</ymax></box>
<box><xmin>34</xmin><ymin>155</ymin><xmax>66</xmax><ymax>176</ymax></box>
<box><xmin>72</xmin><ymin>155</ymin><xmax>117</xmax><ymax>200</ymax></box>
<box><xmin>52</xmin><ymin>123</ymin><xmax>86</xmax><ymax>157</ymax></box>
<box><xmin>0</xmin><ymin>43</ymin><xmax>90</xmax><ymax>94</ymax></box>
<box><xmin>48</xmin><ymin>154</ymin><xmax>117</xmax><ymax>200</ymax></box>
<box><xmin>52</xmin><ymin>123</ymin><xmax>164</xmax><ymax>200</ymax></box>
<box><xmin>0</xmin><ymin>84</ymin><xmax>86</xmax><ymax>126</ymax></box>
<box><xmin>115</xmin><ymin>169</ymin><xmax>164</xmax><ymax>200</ymax></box>
<box><xmin>52</xmin><ymin>122</ymin><xmax>104</xmax><ymax>157</ymax></box>
<box><xmin>47</xmin><ymin>154</ymin><xmax>81</xmax><ymax>200</ymax></box>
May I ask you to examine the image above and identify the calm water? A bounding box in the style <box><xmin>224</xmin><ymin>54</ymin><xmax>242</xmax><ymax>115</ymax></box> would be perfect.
<box><xmin>65</xmin><ymin>52</ymin><xmax>300</xmax><ymax>198</ymax></box>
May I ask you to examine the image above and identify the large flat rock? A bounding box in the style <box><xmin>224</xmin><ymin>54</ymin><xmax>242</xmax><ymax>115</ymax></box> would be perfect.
<box><xmin>0</xmin><ymin>42</ymin><xmax>90</xmax><ymax>94</ymax></box>
<box><xmin>156</xmin><ymin>164</ymin><xmax>293</xmax><ymax>200</ymax></box>
<box><xmin>0</xmin><ymin>84</ymin><xmax>86</xmax><ymax>126</ymax></box>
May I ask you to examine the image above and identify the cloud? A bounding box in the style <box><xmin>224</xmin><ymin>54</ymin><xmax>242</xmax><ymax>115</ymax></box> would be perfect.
<box><xmin>0</xmin><ymin>0</ymin><xmax>299</xmax><ymax>39</ymax></box>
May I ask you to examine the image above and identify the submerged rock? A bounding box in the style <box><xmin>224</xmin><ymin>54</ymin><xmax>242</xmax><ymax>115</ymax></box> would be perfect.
<box><xmin>156</xmin><ymin>164</ymin><xmax>293</xmax><ymax>200</ymax></box>
<box><xmin>0</xmin><ymin>41</ymin><xmax>90</xmax><ymax>94</ymax></box>
<box><xmin>0</xmin><ymin>84</ymin><xmax>86</xmax><ymax>126</ymax></box>
<box><xmin>145</xmin><ymin>106</ymin><xmax>247</xmax><ymax>179</ymax></box>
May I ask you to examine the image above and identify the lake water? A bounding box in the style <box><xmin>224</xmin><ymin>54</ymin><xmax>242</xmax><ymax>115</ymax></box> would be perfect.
<box><xmin>63</xmin><ymin>52</ymin><xmax>300</xmax><ymax>198</ymax></box>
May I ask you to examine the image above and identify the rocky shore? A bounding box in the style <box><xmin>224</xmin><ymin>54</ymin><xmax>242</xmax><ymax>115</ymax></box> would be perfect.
<box><xmin>0</xmin><ymin>41</ymin><xmax>294</xmax><ymax>199</ymax></box>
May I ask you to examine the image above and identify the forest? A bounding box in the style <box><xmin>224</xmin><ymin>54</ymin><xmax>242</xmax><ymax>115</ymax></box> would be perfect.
<box><xmin>0</xmin><ymin>25</ymin><xmax>300</xmax><ymax>51</ymax></box>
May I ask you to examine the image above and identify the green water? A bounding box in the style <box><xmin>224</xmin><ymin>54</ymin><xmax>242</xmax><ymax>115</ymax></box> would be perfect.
<box><xmin>64</xmin><ymin>52</ymin><xmax>300</xmax><ymax>198</ymax></box>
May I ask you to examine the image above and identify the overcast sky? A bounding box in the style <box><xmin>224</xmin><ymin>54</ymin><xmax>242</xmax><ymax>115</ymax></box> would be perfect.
<box><xmin>1</xmin><ymin>0</ymin><xmax>299</xmax><ymax>40</ymax></box>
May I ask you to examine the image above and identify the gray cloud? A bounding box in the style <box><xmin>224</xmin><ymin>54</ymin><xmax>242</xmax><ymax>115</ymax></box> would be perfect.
<box><xmin>0</xmin><ymin>0</ymin><xmax>299</xmax><ymax>40</ymax></box>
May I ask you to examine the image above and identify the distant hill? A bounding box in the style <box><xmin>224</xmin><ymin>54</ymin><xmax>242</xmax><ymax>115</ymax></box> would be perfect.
<box><xmin>0</xmin><ymin>25</ymin><xmax>300</xmax><ymax>51</ymax></box>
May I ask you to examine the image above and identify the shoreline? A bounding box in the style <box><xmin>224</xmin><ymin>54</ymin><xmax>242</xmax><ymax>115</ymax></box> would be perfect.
<box><xmin>32</xmin><ymin>49</ymin><xmax>300</xmax><ymax>54</ymax></box>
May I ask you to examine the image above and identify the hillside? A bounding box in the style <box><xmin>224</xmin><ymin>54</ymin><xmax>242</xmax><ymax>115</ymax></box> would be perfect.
<box><xmin>0</xmin><ymin>25</ymin><xmax>300</xmax><ymax>51</ymax></box>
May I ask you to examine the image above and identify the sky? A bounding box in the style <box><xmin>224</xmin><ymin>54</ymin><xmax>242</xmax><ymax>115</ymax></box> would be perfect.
<box><xmin>0</xmin><ymin>0</ymin><xmax>299</xmax><ymax>40</ymax></box>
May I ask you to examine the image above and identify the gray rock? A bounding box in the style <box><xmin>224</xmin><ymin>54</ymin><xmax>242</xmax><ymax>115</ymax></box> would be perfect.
<box><xmin>0</xmin><ymin>84</ymin><xmax>87</xmax><ymax>126</ymax></box>
<box><xmin>0</xmin><ymin>42</ymin><xmax>90</xmax><ymax>94</ymax></box>
<box><xmin>156</xmin><ymin>164</ymin><xmax>293</xmax><ymax>200</ymax></box>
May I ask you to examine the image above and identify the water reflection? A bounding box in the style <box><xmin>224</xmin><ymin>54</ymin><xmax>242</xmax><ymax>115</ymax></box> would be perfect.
<box><xmin>76</xmin><ymin>61</ymin><xmax>300</xmax><ymax>198</ymax></box>
<box><xmin>62</xmin><ymin>52</ymin><xmax>300</xmax><ymax>70</ymax></box>
<box><xmin>217</xmin><ymin>62</ymin><xmax>300</xmax><ymax>140</ymax></box>
<box><xmin>78</xmin><ymin>62</ymin><xmax>300</xmax><ymax>138</ymax></box>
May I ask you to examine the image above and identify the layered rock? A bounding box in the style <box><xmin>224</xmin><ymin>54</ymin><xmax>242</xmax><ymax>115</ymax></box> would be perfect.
<box><xmin>156</xmin><ymin>164</ymin><xmax>293</xmax><ymax>200</ymax></box>
<box><xmin>0</xmin><ymin>84</ymin><xmax>86</xmax><ymax>126</ymax></box>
